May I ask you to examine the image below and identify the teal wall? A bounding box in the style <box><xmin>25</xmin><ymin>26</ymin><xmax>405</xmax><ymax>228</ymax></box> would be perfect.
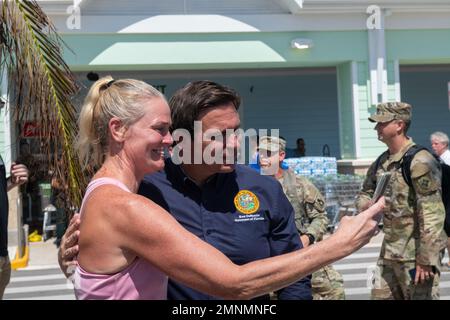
<box><xmin>357</xmin><ymin>60</ymin><xmax>401</xmax><ymax>159</ymax></box>
<box><xmin>401</xmin><ymin>69</ymin><xmax>450</xmax><ymax>147</ymax></box>
<box><xmin>354</xmin><ymin>29</ymin><xmax>450</xmax><ymax>159</ymax></box>
<box><xmin>387</xmin><ymin>60</ymin><xmax>397</xmax><ymax>101</ymax></box>
<box><xmin>386</xmin><ymin>30</ymin><xmax>450</xmax><ymax>64</ymax></box>
<box><xmin>61</xmin><ymin>28</ymin><xmax>450</xmax><ymax>161</ymax></box>
<box><xmin>355</xmin><ymin>61</ymin><xmax>385</xmax><ymax>159</ymax></box>
<box><xmin>75</xmin><ymin>71</ymin><xmax>341</xmax><ymax>158</ymax></box>
<box><xmin>238</xmin><ymin>72</ymin><xmax>340</xmax><ymax>158</ymax></box>
<box><xmin>62</xmin><ymin>31</ymin><xmax>368</xmax><ymax>70</ymax></box>
<box><xmin>62</xmin><ymin>30</ymin><xmax>366</xmax><ymax>159</ymax></box>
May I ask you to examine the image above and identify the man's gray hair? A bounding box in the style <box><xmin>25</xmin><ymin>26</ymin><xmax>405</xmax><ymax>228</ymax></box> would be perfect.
<box><xmin>430</xmin><ymin>131</ymin><xmax>449</xmax><ymax>146</ymax></box>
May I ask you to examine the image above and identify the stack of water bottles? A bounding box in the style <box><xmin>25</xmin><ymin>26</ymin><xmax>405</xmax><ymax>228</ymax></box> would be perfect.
<box><xmin>283</xmin><ymin>157</ymin><xmax>364</xmax><ymax>232</ymax></box>
<box><xmin>308</xmin><ymin>174</ymin><xmax>365</xmax><ymax>232</ymax></box>
<box><xmin>283</xmin><ymin>157</ymin><xmax>338</xmax><ymax>176</ymax></box>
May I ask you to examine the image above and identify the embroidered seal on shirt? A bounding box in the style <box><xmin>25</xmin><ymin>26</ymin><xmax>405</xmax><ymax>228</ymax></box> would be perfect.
<box><xmin>234</xmin><ymin>190</ymin><xmax>260</xmax><ymax>214</ymax></box>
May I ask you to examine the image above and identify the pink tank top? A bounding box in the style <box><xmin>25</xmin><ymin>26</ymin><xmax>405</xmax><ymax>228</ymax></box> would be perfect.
<box><xmin>73</xmin><ymin>177</ymin><xmax>168</xmax><ymax>300</ymax></box>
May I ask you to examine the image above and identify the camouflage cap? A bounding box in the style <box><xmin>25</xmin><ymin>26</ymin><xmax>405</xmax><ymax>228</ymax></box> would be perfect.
<box><xmin>259</xmin><ymin>136</ymin><xmax>286</xmax><ymax>152</ymax></box>
<box><xmin>368</xmin><ymin>102</ymin><xmax>412</xmax><ymax>123</ymax></box>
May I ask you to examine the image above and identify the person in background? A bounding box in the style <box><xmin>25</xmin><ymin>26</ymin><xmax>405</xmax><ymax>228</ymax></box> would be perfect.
<box><xmin>258</xmin><ymin>135</ymin><xmax>345</xmax><ymax>300</ymax></box>
<box><xmin>430</xmin><ymin>131</ymin><xmax>450</xmax><ymax>271</ymax></box>
<box><xmin>248</xmin><ymin>135</ymin><xmax>260</xmax><ymax>172</ymax></box>
<box><xmin>356</xmin><ymin>102</ymin><xmax>446</xmax><ymax>300</ymax></box>
<box><xmin>430</xmin><ymin>131</ymin><xmax>450</xmax><ymax>165</ymax></box>
<box><xmin>287</xmin><ymin>138</ymin><xmax>306</xmax><ymax>158</ymax></box>
<box><xmin>0</xmin><ymin>155</ymin><xmax>29</xmax><ymax>299</ymax></box>
<box><xmin>16</xmin><ymin>140</ymin><xmax>42</xmax><ymax>232</ymax></box>
<box><xmin>50</xmin><ymin>165</ymin><xmax>69</xmax><ymax>248</ymax></box>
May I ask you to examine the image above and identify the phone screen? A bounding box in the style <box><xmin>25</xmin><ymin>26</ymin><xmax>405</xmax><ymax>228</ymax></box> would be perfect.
<box><xmin>372</xmin><ymin>172</ymin><xmax>391</xmax><ymax>203</ymax></box>
<box><xmin>409</xmin><ymin>268</ymin><xmax>416</xmax><ymax>280</ymax></box>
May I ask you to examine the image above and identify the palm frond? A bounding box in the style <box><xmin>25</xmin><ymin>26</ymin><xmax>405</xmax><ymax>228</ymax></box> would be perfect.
<box><xmin>0</xmin><ymin>0</ymin><xmax>90</xmax><ymax>211</ymax></box>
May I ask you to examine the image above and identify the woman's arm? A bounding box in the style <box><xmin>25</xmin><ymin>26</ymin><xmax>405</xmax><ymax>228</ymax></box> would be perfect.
<box><xmin>114</xmin><ymin>193</ymin><xmax>384</xmax><ymax>300</ymax></box>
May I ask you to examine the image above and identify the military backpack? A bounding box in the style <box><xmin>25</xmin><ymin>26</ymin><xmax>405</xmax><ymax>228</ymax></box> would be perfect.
<box><xmin>373</xmin><ymin>145</ymin><xmax>450</xmax><ymax>236</ymax></box>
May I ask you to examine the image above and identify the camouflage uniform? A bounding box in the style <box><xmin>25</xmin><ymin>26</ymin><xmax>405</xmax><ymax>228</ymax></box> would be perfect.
<box><xmin>259</xmin><ymin>136</ymin><xmax>345</xmax><ymax>299</ymax></box>
<box><xmin>356</xmin><ymin>102</ymin><xmax>447</xmax><ymax>300</ymax></box>
<box><xmin>279</xmin><ymin>169</ymin><xmax>346</xmax><ymax>300</ymax></box>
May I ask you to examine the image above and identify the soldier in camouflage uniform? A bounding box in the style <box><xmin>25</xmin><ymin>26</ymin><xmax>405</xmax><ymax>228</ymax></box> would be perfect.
<box><xmin>259</xmin><ymin>136</ymin><xmax>345</xmax><ymax>300</ymax></box>
<box><xmin>356</xmin><ymin>102</ymin><xmax>447</xmax><ymax>300</ymax></box>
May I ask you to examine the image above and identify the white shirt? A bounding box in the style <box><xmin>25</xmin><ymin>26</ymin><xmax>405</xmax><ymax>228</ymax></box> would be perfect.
<box><xmin>440</xmin><ymin>149</ymin><xmax>450</xmax><ymax>165</ymax></box>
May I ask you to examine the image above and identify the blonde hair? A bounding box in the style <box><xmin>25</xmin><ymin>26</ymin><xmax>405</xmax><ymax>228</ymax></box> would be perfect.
<box><xmin>76</xmin><ymin>76</ymin><xmax>165</xmax><ymax>168</ymax></box>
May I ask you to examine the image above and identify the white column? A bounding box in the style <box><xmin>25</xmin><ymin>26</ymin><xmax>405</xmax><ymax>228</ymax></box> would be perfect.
<box><xmin>1</xmin><ymin>69</ymin><xmax>12</xmax><ymax>175</ymax></box>
<box><xmin>368</xmin><ymin>9</ymin><xmax>389</xmax><ymax>105</ymax></box>
<box><xmin>351</xmin><ymin>61</ymin><xmax>361</xmax><ymax>158</ymax></box>
<box><xmin>2</xmin><ymin>69</ymin><xmax>21</xmax><ymax>235</ymax></box>
<box><xmin>277</xmin><ymin>0</ymin><xmax>303</xmax><ymax>14</ymax></box>
<box><xmin>394</xmin><ymin>59</ymin><xmax>401</xmax><ymax>102</ymax></box>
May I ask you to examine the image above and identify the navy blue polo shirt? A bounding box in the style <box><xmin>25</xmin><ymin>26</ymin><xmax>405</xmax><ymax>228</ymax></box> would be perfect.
<box><xmin>138</xmin><ymin>158</ymin><xmax>312</xmax><ymax>300</ymax></box>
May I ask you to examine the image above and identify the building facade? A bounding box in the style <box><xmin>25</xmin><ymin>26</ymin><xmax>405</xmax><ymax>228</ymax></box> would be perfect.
<box><xmin>2</xmin><ymin>0</ymin><xmax>450</xmax><ymax>174</ymax></box>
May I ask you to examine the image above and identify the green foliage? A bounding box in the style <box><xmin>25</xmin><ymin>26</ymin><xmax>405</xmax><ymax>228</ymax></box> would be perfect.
<box><xmin>1</xmin><ymin>0</ymin><xmax>90</xmax><ymax>211</ymax></box>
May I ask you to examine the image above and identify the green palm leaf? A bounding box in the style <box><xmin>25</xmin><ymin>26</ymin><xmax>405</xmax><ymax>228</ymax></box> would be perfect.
<box><xmin>1</xmin><ymin>0</ymin><xmax>89</xmax><ymax>211</ymax></box>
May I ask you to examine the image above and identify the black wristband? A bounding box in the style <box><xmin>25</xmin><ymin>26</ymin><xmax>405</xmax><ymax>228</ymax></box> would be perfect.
<box><xmin>306</xmin><ymin>233</ymin><xmax>315</xmax><ymax>245</ymax></box>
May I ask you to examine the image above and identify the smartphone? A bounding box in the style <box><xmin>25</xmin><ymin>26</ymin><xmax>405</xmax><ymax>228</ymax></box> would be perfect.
<box><xmin>372</xmin><ymin>172</ymin><xmax>391</xmax><ymax>203</ymax></box>
<box><xmin>409</xmin><ymin>268</ymin><xmax>416</xmax><ymax>281</ymax></box>
<box><xmin>370</xmin><ymin>172</ymin><xmax>391</xmax><ymax>223</ymax></box>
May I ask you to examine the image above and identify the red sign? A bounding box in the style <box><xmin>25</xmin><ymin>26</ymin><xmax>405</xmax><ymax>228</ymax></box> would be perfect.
<box><xmin>22</xmin><ymin>121</ymin><xmax>41</xmax><ymax>137</ymax></box>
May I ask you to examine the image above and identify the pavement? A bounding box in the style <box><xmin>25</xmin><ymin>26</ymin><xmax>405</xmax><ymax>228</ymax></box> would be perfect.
<box><xmin>8</xmin><ymin>237</ymin><xmax>59</xmax><ymax>268</ymax></box>
<box><xmin>4</xmin><ymin>238</ymin><xmax>75</xmax><ymax>300</ymax></box>
<box><xmin>364</xmin><ymin>229</ymin><xmax>385</xmax><ymax>245</ymax></box>
<box><xmin>323</xmin><ymin>224</ymin><xmax>385</xmax><ymax>244</ymax></box>
<box><xmin>27</xmin><ymin>238</ymin><xmax>60</xmax><ymax>267</ymax></box>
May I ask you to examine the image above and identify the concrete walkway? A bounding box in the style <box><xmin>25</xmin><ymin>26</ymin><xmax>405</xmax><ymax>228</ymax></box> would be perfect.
<box><xmin>5</xmin><ymin>238</ymin><xmax>75</xmax><ymax>300</ymax></box>
<box><xmin>27</xmin><ymin>238</ymin><xmax>60</xmax><ymax>268</ymax></box>
<box><xmin>9</xmin><ymin>237</ymin><xmax>60</xmax><ymax>270</ymax></box>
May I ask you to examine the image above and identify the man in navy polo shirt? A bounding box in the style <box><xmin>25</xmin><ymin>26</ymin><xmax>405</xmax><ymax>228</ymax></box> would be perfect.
<box><xmin>138</xmin><ymin>80</ymin><xmax>311</xmax><ymax>300</ymax></box>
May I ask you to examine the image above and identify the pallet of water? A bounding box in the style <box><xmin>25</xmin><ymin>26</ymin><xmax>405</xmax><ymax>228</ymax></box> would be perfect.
<box><xmin>283</xmin><ymin>157</ymin><xmax>337</xmax><ymax>176</ymax></box>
